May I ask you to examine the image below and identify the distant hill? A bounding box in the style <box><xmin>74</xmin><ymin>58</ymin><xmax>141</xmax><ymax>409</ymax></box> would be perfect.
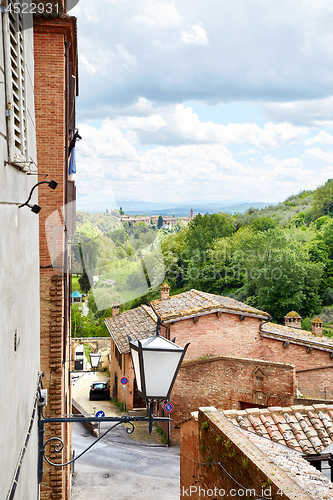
<box><xmin>76</xmin><ymin>195</ymin><xmax>274</xmax><ymax>216</ymax></box>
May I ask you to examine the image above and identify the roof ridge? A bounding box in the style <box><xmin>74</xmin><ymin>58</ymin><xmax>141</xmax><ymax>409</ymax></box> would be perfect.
<box><xmin>262</xmin><ymin>321</ymin><xmax>333</xmax><ymax>348</ymax></box>
<box><xmin>141</xmin><ymin>304</ymin><xmax>157</xmax><ymax>323</ymax></box>
<box><xmin>191</xmin><ymin>289</ymin><xmax>220</xmax><ymax>306</ymax></box>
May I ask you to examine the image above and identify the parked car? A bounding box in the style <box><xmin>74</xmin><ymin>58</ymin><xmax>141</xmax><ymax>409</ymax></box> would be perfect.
<box><xmin>89</xmin><ymin>381</ymin><xmax>110</xmax><ymax>400</ymax></box>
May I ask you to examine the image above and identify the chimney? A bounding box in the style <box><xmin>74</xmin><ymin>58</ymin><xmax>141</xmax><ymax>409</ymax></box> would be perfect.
<box><xmin>284</xmin><ymin>311</ymin><xmax>302</xmax><ymax>329</ymax></box>
<box><xmin>112</xmin><ymin>302</ymin><xmax>120</xmax><ymax>317</ymax></box>
<box><xmin>161</xmin><ymin>282</ymin><xmax>170</xmax><ymax>301</ymax></box>
<box><xmin>312</xmin><ymin>317</ymin><xmax>323</xmax><ymax>337</ymax></box>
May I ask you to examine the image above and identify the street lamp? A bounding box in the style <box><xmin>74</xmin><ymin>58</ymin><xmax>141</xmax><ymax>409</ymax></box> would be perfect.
<box><xmin>89</xmin><ymin>352</ymin><xmax>101</xmax><ymax>370</ymax></box>
<box><xmin>38</xmin><ymin>326</ymin><xmax>186</xmax><ymax>482</ymax></box>
<box><xmin>129</xmin><ymin>316</ymin><xmax>189</xmax><ymax>431</ymax></box>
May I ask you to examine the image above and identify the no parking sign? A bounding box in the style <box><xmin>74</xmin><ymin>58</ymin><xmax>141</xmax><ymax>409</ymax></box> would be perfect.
<box><xmin>163</xmin><ymin>402</ymin><xmax>174</xmax><ymax>413</ymax></box>
<box><xmin>121</xmin><ymin>377</ymin><xmax>128</xmax><ymax>385</ymax></box>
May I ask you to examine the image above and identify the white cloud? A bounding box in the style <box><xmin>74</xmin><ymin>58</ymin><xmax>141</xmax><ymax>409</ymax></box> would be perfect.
<box><xmin>263</xmin><ymin>97</ymin><xmax>333</xmax><ymax>128</ymax></box>
<box><xmin>305</xmin><ymin>131</ymin><xmax>333</xmax><ymax>145</ymax></box>
<box><xmin>303</xmin><ymin>148</ymin><xmax>333</xmax><ymax>162</ymax></box>
<box><xmin>75</xmin><ymin>0</ymin><xmax>333</xmax><ymax>111</ymax></box>
<box><xmin>263</xmin><ymin>155</ymin><xmax>303</xmax><ymax>169</ymax></box>
<box><xmin>239</xmin><ymin>149</ymin><xmax>257</xmax><ymax>155</ymax></box>
<box><xmin>131</xmin><ymin>1</ymin><xmax>182</xmax><ymax>27</ymax></box>
<box><xmin>73</xmin><ymin>121</ymin><xmax>331</xmax><ymax>204</ymax></box>
<box><xmin>107</xmin><ymin>101</ymin><xmax>309</xmax><ymax>149</ymax></box>
<box><xmin>180</xmin><ymin>24</ymin><xmax>209</xmax><ymax>46</ymax></box>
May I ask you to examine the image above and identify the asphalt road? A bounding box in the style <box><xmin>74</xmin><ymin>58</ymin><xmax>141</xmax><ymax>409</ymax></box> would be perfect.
<box><xmin>70</xmin><ymin>373</ymin><xmax>180</xmax><ymax>499</ymax></box>
<box><xmin>71</xmin><ymin>421</ymin><xmax>180</xmax><ymax>499</ymax></box>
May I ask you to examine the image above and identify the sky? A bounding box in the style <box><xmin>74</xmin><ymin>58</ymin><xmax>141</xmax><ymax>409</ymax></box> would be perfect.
<box><xmin>70</xmin><ymin>0</ymin><xmax>333</xmax><ymax>206</ymax></box>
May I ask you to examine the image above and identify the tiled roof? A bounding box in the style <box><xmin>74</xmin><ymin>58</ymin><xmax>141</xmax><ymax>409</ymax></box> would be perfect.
<box><xmin>244</xmin><ymin>430</ymin><xmax>333</xmax><ymax>498</ymax></box>
<box><xmin>222</xmin><ymin>404</ymin><xmax>333</xmax><ymax>455</ymax></box>
<box><xmin>105</xmin><ymin>290</ymin><xmax>271</xmax><ymax>352</ymax></box>
<box><xmin>151</xmin><ymin>289</ymin><xmax>270</xmax><ymax>322</ymax></box>
<box><xmin>262</xmin><ymin>322</ymin><xmax>333</xmax><ymax>350</ymax></box>
<box><xmin>104</xmin><ymin>307</ymin><xmax>156</xmax><ymax>354</ymax></box>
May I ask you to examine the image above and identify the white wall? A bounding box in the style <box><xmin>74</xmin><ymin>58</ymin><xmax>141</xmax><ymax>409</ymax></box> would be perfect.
<box><xmin>0</xmin><ymin>13</ymin><xmax>40</xmax><ymax>500</ymax></box>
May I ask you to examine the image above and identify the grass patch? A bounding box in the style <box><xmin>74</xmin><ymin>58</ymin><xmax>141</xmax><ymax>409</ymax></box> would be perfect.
<box><xmin>112</xmin><ymin>397</ymin><xmax>127</xmax><ymax>413</ymax></box>
<box><xmin>72</xmin><ymin>275</ymin><xmax>83</xmax><ymax>293</ymax></box>
<box><xmin>153</xmin><ymin>422</ymin><xmax>168</xmax><ymax>444</ymax></box>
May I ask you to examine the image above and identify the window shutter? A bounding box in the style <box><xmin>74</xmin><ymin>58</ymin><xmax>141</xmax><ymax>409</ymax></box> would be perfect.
<box><xmin>2</xmin><ymin>0</ymin><xmax>29</xmax><ymax>170</ymax></box>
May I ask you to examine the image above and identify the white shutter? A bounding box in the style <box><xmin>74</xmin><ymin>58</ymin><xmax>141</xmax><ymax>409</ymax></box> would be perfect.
<box><xmin>2</xmin><ymin>0</ymin><xmax>29</xmax><ymax>170</ymax></box>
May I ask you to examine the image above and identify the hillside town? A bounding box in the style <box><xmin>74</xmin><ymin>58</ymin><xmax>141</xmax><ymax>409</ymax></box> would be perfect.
<box><xmin>2</xmin><ymin>2</ymin><xmax>333</xmax><ymax>500</ymax></box>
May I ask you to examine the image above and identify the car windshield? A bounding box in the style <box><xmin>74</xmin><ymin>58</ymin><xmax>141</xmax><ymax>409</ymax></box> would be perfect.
<box><xmin>93</xmin><ymin>383</ymin><xmax>106</xmax><ymax>390</ymax></box>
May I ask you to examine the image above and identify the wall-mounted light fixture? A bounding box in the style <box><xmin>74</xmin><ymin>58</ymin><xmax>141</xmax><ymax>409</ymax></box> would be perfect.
<box><xmin>38</xmin><ymin>326</ymin><xmax>183</xmax><ymax>483</ymax></box>
<box><xmin>19</xmin><ymin>179</ymin><xmax>58</xmax><ymax>214</ymax></box>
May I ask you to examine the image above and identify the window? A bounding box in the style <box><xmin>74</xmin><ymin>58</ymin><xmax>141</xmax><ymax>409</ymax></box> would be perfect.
<box><xmin>2</xmin><ymin>0</ymin><xmax>29</xmax><ymax>170</ymax></box>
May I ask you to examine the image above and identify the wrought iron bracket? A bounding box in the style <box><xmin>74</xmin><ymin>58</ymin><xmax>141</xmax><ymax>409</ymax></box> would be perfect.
<box><xmin>38</xmin><ymin>408</ymin><xmax>171</xmax><ymax>484</ymax></box>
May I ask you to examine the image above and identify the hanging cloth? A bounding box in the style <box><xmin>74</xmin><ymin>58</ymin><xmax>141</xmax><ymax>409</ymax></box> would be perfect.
<box><xmin>69</xmin><ymin>147</ymin><xmax>76</xmax><ymax>175</ymax></box>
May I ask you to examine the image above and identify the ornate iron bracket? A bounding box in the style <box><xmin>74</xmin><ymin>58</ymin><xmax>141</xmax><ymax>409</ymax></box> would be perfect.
<box><xmin>38</xmin><ymin>408</ymin><xmax>170</xmax><ymax>484</ymax></box>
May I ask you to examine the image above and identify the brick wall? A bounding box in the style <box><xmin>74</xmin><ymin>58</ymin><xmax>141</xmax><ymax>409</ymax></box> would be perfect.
<box><xmin>170</xmin><ymin>355</ymin><xmax>295</xmax><ymax>444</ymax></box>
<box><xmin>168</xmin><ymin>312</ymin><xmax>333</xmax><ymax>401</ymax></box>
<box><xmin>167</xmin><ymin>312</ymin><xmax>262</xmax><ymax>362</ymax></box>
<box><xmin>180</xmin><ymin>408</ymin><xmax>314</xmax><ymax>500</ymax></box>
<box><xmin>34</xmin><ymin>15</ymin><xmax>76</xmax><ymax>500</ymax></box>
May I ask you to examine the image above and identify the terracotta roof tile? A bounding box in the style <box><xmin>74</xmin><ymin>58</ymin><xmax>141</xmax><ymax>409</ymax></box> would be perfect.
<box><xmin>261</xmin><ymin>322</ymin><xmax>333</xmax><ymax>350</ymax></box>
<box><xmin>104</xmin><ymin>307</ymin><xmax>156</xmax><ymax>354</ymax></box>
<box><xmin>105</xmin><ymin>289</ymin><xmax>270</xmax><ymax>353</ymax></box>
<box><xmin>151</xmin><ymin>289</ymin><xmax>270</xmax><ymax>321</ymax></box>
<box><xmin>222</xmin><ymin>404</ymin><xmax>333</xmax><ymax>455</ymax></box>
<box><xmin>243</xmin><ymin>430</ymin><xmax>333</xmax><ymax>499</ymax></box>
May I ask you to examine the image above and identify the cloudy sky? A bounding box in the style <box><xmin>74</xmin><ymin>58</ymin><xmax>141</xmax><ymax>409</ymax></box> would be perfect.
<box><xmin>71</xmin><ymin>0</ymin><xmax>333</xmax><ymax>206</ymax></box>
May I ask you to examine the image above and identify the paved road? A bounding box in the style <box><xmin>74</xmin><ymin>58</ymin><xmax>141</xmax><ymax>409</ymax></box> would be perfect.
<box><xmin>71</xmin><ymin>372</ymin><xmax>180</xmax><ymax>499</ymax></box>
<box><xmin>71</xmin><ymin>422</ymin><xmax>180</xmax><ymax>499</ymax></box>
<box><xmin>71</xmin><ymin>371</ymin><xmax>119</xmax><ymax>417</ymax></box>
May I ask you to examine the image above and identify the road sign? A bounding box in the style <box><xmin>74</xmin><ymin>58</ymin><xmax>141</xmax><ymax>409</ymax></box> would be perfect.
<box><xmin>95</xmin><ymin>410</ymin><xmax>105</xmax><ymax>418</ymax></box>
<box><xmin>121</xmin><ymin>377</ymin><xmax>128</xmax><ymax>385</ymax></box>
<box><xmin>163</xmin><ymin>402</ymin><xmax>174</xmax><ymax>413</ymax></box>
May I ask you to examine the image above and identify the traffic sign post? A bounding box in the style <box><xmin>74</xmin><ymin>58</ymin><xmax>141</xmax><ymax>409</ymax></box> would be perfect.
<box><xmin>163</xmin><ymin>402</ymin><xmax>174</xmax><ymax>413</ymax></box>
<box><xmin>121</xmin><ymin>377</ymin><xmax>128</xmax><ymax>412</ymax></box>
<box><xmin>95</xmin><ymin>410</ymin><xmax>105</xmax><ymax>436</ymax></box>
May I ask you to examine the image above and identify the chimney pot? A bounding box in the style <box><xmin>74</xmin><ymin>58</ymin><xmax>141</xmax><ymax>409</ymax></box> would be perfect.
<box><xmin>312</xmin><ymin>317</ymin><xmax>323</xmax><ymax>337</ymax></box>
<box><xmin>161</xmin><ymin>282</ymin><xmax>170</xmax><ymax>300</ymax></box>
<box><xmin>112</xmin><ymin>302</ymin><xmax>120</xmax><ymax>317</ymax></box>
<box><xmin>284</xmin><ymin>311</ymin><xmax>302</xmax><ymax>329</ymax></box>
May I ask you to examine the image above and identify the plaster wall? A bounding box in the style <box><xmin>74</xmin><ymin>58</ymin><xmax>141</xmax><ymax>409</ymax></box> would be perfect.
<box><xmin>0</xmin><ymin>16</ymin><xmax>40</xmax><ymax>500</ymax></box>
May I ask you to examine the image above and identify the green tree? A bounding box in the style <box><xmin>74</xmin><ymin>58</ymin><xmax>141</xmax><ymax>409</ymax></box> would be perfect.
<box><xmin>312</xmin><ymin>179</ymin><xmax>333</xmax><ymax>217</ymax></box>
<box><xmin>250</xmin><ymin>216</ymin><xmax>278</xmax><ymax>232</ymax></box>
<box><xmin>157</xmin><ymin>215</ymin><xmax>164</xmax><ymax>229</ymax></box>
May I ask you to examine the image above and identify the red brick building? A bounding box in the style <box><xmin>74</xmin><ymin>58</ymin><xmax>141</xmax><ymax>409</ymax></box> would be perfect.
<box><xmin>34</xmin><ymin>4</ymin><xmax>78</xmax><ymax>499</ymax></box>
<box><xmin>105</xmin><ymin>285</ymin><xmax>333</xmax><ymax>443</ymax></box>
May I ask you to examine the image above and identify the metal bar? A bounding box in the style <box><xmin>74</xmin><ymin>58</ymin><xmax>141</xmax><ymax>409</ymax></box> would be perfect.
<box><xmin>41</xmin><ymin>416</ymin><xmax>171</xmax><ymax>423</ymax></box>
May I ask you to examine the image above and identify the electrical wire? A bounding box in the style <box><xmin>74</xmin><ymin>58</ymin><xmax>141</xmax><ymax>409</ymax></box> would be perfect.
<box><xmin>6</xmin><ymin>374</ymin><xmax>43</xmax><ymax>500</ymax></box>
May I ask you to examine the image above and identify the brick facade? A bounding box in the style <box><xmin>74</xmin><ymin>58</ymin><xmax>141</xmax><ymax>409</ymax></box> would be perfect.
<box><xmin>34</xmin><ymin>13</ymin><xmax>77</xmax><ymax>500</ymax></box>
<box><xmin>171</xmin><ymin>355</ymin><xmax>295</xmax><ymax>442</ymax></box>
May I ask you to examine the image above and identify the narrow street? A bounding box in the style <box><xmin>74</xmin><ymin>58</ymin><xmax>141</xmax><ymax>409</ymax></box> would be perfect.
<box><xmin>70</xmin><ymin>373</ymin><xmax>180</xmax><ymax>499</ymax></box>
<box><xmin>71</xmin><ymin>422</ymin><xmax>180</xmax><ymax>499</ymax></box>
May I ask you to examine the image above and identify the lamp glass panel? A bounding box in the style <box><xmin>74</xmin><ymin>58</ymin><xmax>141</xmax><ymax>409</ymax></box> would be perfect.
<box><xmin>89</xmin><ymin>353</ymin><xmax>101</xmax><ymax>368</ymax></box>
<box><xmin>142</xmin><ymin>350</ymin><xmax>183</xmax><ymax>398</ymax></box>
<box><xmin>130</xmin><ymin>348</ymin><xmax>142</xmax><ymax>392</ymax></box>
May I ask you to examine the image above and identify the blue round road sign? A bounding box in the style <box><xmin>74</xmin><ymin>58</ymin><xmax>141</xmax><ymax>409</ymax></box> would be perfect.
<box><xmin>121</xmin><ymin>377</ymin><xmax>128</xmax><ymax>385</ymax></box>
<box><xmin>95</xmin><ymin>410</ymin><xmax>105</xmax><ymax>418</ymax></box>
<box><xmin>163</xmin><ymin>402</ymin><xmax>174</xmax><ymax>413</ymax></box>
